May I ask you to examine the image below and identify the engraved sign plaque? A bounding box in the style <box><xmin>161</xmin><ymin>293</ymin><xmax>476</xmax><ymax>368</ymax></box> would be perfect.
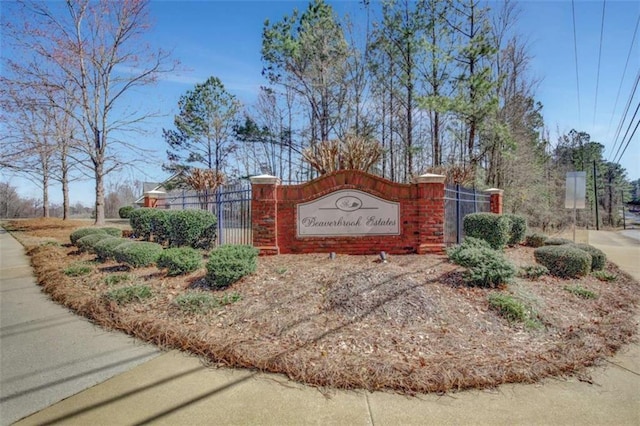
<box><xmin>297</xmin><ymin>190</ymin><xmax>400</xmax><ymax>237</ymax></box>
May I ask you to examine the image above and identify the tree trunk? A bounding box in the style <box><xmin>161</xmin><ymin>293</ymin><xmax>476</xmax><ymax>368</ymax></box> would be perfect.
<box><xmin>42</xmin><ymin>173</ymin><xmax>49</xmax><ymax>218</ymax></box>
<box><xmin>433</xmin><ymin>110</ymin><xmax>441</xmax><ymax>166</ymax></box>
<box><xmin>61</xmin><ymin>161</ymin><xmax>70</xmax><ymax>220</ymax></box>
<box><xmin>94</xmin><ymin>162</ymin><xmax>105</xmax><ymax>225</ymax></box>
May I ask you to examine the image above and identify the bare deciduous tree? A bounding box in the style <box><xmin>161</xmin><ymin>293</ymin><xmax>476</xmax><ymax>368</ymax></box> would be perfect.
<box><xmin>3</xmin><ymin>0</ymin><xmax>176</xmax><ymax>225</ymax></box>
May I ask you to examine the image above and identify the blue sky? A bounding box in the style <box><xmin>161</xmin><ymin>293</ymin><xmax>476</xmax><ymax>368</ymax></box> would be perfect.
<box><xmin>2</xmin><ymin>0</ymin><xmax>639</xmax><ymax>206</ymax></box>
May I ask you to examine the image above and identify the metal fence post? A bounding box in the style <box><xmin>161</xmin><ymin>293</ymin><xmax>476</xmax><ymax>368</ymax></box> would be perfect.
<box><xmin>216</xmin><ymin>188</ymin><xmax>224</xmax><ymax>245</ymax></box>
<box><xmin>473</xmin><ymin>187</ymin><xmax>477</xmax><ymax>213</ymax></box>
<box><xmin>456</xmin><ymin>184</ymin><xmax>461</xmax><ymax>244</ymax></box>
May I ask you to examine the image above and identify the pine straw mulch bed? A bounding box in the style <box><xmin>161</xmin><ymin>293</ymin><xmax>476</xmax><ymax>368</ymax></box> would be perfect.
<box><xmin>4</xmin><ymin>218</ymin><xmax>640</xmax><ymax>395</ymax></box>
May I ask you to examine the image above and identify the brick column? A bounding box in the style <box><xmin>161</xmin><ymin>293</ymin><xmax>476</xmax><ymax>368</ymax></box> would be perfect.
<box><xmin>485</xmin><ymin>188</ymin><xmax>504</xmax><ymax>214</ymax></box>
<box><xmin>250</xmin><ymin>174</ymin><xmax>280</xmax><ymax>255</ymax></box>
<box><xmin>415</xmin><ymin>173</ymin><xmax>446</xmax><ymax>254</ymax></box>
<box><xmin>143</xmin><ymin>190</ymin><xmax>165</xmax><ymax>208</ymax></box>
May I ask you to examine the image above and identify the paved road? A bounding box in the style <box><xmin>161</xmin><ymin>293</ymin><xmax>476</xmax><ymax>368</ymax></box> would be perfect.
<box><xmin>0</xmin><ymin>228</ymin><xmax>160</xmax><ymax>425</ymax></box>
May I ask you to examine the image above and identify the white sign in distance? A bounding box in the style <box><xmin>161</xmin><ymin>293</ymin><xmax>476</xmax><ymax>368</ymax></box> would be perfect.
<box><xmin>297</xmin><ymin>190</ymin><xmax>400</xmax><ymax>237</ymax></box>
<box><xmin>565</xmin><ymin>171</ymin><xmax>586</xmax><ymax>209</ymax></box>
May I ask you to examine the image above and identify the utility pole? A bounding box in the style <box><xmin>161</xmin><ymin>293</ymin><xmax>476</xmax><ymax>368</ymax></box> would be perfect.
<box><xmin>593</xmin><ymin>160</ymin><xmax>599</xmax><ymax>230</ymax></box>
<box><xmin>621</xmin><ymin>189</ymin><xmax>626</xmax><ymax>230</ymax></box>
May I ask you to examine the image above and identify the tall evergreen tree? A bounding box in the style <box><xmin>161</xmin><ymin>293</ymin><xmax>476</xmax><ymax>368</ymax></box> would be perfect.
<box><xmin>163</xmin><ymin>76</ymin><xmax>241</xmax><ymax>176</ymax></box>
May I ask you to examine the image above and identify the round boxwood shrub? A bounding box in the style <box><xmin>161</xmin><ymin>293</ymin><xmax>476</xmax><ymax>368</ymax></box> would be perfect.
<box><xmin>205</xmin><ymin>245</ymin><xmax>258</xmax><ymax>288</ymax></box>
<box><xmin>157</xmin><ymin>247</ymin><xmax>202</xmax><ymax>276</ymax></box>
<box><xmin>70</xmin><ymin>227</ymin><xmax>121</xmax><ymax>245</ymax></box>
<box><xmin>119</xmin><ymin>206</ymin><xmax>135</xmax><ymax>219</ymax></box>
<box><xmin>504</xmin><ymin>214</ymin><xmax>527</xmax><ymax>246</ymax></box>
<box><xmin>113</xmin><ymin>241</ymin><xmax>163</xmax><ymax>268</ymax></box>
<box><xmin>573</xmin><ymin>243</ymin><xmax>606</xmax><ymax>271</ymax></box>
<box><xmin>533</xmin><ymin>245</ymin><xmax>592</xmax><ymax>278</ymax></box>
<box><xmin>168</xmin><ymin>209</ymin><xmax>217</xmax><ymax>249</ymax></box>
<box><xmin>70</xmin><ymin>228</ymin><xmax>105</xmax><ymax>245</ymax></box>
<box><xmin>525</xmin><ymin>233</ymin><xmax>548</xmax><ymax>248</ymax></box>
<box><xmin>544</xmin><ymin>237</ymin><xmax>573</xmax><ymax>246</ymax></box>
<box><xmin>463</xmin><ymin>213</ymin><xmax>511</xmax><ymax>250</ymax></box>
<box><xmin>94</xmin><ymin>237</ymin><xmax>131</xmax><ymax>261</ymax></box>
<box><xmin>76</xmin><ymin>233</ymin><xmax>113</xmax><ymax>252</ymax></box>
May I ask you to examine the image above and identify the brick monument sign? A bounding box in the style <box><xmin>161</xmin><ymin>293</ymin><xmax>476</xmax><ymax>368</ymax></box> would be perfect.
<box><xmin>250</xmin><ymin>170</ymin><xmax>503</xmax><ymax>256</ymax></box>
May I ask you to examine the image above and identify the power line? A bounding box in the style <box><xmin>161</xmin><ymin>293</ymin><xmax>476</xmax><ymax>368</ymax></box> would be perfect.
<box><xmin>605</xmin><ymin>13</ymin><xmax>640</xmax><ymax>157</ymax></box>
<box><xmin>593</xmin><ymin>0</ymin><xmax>606</xmax><ymax>125</ymax></box>
<box><xmin>613</xmin><ymin>101</ymin><xmax>640</xmax><ymax>164</ymax></box>
<box><xmin>613</xmin><ymin>115</ymin><xmax>639</xmax><ymax>165</ymax></box>
<box><xmin>571</xmin><ymin>0</ymin><xmax>582</xmax><ymax>125</ymax></box>
<box><xmin>610</xmin><ymin>70</ymin><xmax>640</xmax><ymax>162</ymax></box>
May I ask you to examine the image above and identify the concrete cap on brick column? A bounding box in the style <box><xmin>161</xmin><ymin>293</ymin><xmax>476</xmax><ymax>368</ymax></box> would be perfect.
<box><xmin>143</xmin><ymin>189</ymin><xmax>166</xmax><ymax>198</ymax></box>
<box><xmin>415</xmin><ymin>173</ymin><xmax>446</xmax><ymax>184</ymax></box>
<box><xmin>485</xmin><ymin>188</ymin><xmax>504</xmax><ymax>195</ymax></box>
<box><xmin>249</xmin><ymin>174</ymin><xmax>281</xmax><ymax>185</ymax></box>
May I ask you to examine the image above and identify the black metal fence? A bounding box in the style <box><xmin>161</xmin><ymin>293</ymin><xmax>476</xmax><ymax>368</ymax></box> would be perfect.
<box><xmin>444</xmin><ymin>185</ymin><xmax>491</xmax><ymax>246</ymax></box>
<box><xmin>159</xmin><ymin>183</ymin><xmax>252</xmax><ymax>246</ymax></box>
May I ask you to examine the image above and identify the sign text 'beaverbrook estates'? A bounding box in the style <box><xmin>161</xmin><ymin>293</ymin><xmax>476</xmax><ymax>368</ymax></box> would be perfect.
<box><xmin>297</xmin><ymin>190</ymin><xmax>400</xmax><ymax>237</ymax></box>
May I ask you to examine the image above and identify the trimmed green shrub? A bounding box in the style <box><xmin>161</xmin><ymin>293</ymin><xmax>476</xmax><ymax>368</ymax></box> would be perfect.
<box><xmin>205</xmin><ymin>245</ymin><xmax>258</xmax><ymax>288</ymax></box>
<box><xmin>168</xmin><ymin>209</ymin><xmax>217</xmax><ymax>249</ymax></box>
<box><xmin>573</xmin><ymin>243</ymin><xmax>606</xmax><ymax>271</ymax></box>
<box><xmin>100</xmin><ymin>227</ymin><xmax>122</xmax><ymax>238</ymax></box>
<box><xmin>76</xmin><ymin>233</ymin><xmax>113</xmax><ymax>252</ymax></box>
<box><xmin>104</xmin><ymin>285</ymin><xmax>152</xmax><ymax>304</ymax></box>
<box><xmin>447</xmin><ymin>239</ymin><xmax>516</xmax><ymax>287</ymax></box>
<box><xmin>504</xmin><ymin>214</ymin><xmax>527</xmax><ymax>246</ymax></box>
<box><xmin>173</xmin><ymin>291</ymin><xmax>241</xmax><ymax>314</ymax></box>
<box><xmin>544</xmin><ymin>237</ymin><xmax>573</xmax><ymax>246</ymax></box>
<box><xmin>70</xmin><ymin>228</ymin><xmax>105</xmax><ymax>245</ymax></box>
<box><xmin>518</xmin><ymin>264</ymin><xmax>549</xmax><ymax>280</ymax></box>
<box><xmin>70</xmin><ymin>227</ymin><xmax>121</xmax><ymax>245</ymax></box>
<box><xmin>533</xmin><ymin>245</ymin><xmax>592</xmax><ymax>278</ymax></box>
<box><xmin>463</xmin><ymin>213</ymin><xmax>511</xmax><ymax>250</ymax></box>
<box><xmin>94</xmin><ymin>238</ymin><xmax>131</xmax><ymax>261</ymax></box>
<box><xmin>119</xmin><ymin>206</ymin><xmax>135</xmax><ymax>219</ymax></box>
<box><xmin>157</xmin><ymin>247</ymin><xmax>202</xmax><ymax>276</ymax></box>
<box><xmin>113</xmin><ymin>241</ymin><xmax>163</xmax><ymax>268</ymax></box>
<box><xmin>525</xmin><ymin>233</ymin><xmax>548</xmax><ymax>248</ymax></box>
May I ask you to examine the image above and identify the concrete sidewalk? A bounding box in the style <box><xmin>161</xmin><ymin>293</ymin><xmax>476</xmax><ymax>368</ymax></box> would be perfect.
<box><xmin>0</xmin><ymin>228</ymin><xmax>160</xmax><ymax>426</ymax></box>
<box><xmin>3</xmin><ymin>229</ymin><xmax>640</xmax><ymax>425</ymax></box>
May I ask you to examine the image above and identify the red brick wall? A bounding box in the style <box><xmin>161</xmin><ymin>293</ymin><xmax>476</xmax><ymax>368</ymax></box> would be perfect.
<box><xmin>251</xmin><ymin>170</ymin><xmax>447</xmax><ymax>256</ymax></box>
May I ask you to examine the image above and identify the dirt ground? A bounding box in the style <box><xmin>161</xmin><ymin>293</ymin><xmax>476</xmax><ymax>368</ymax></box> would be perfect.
<box><xmin>5</xmin><ymin>218</ymin><xmax>640</xmax><ymax>394</ymax></box>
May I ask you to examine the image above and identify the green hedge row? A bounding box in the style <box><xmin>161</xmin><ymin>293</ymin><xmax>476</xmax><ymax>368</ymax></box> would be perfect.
<box><xmin>463</xmin><ymin>213</ymin><xmax>528</xmax><ymax>249</ymax></box>
<box><xmin>128</xmin><ymin>208</ymin><xmax>217</xmax><ymax>249</ymax></box>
